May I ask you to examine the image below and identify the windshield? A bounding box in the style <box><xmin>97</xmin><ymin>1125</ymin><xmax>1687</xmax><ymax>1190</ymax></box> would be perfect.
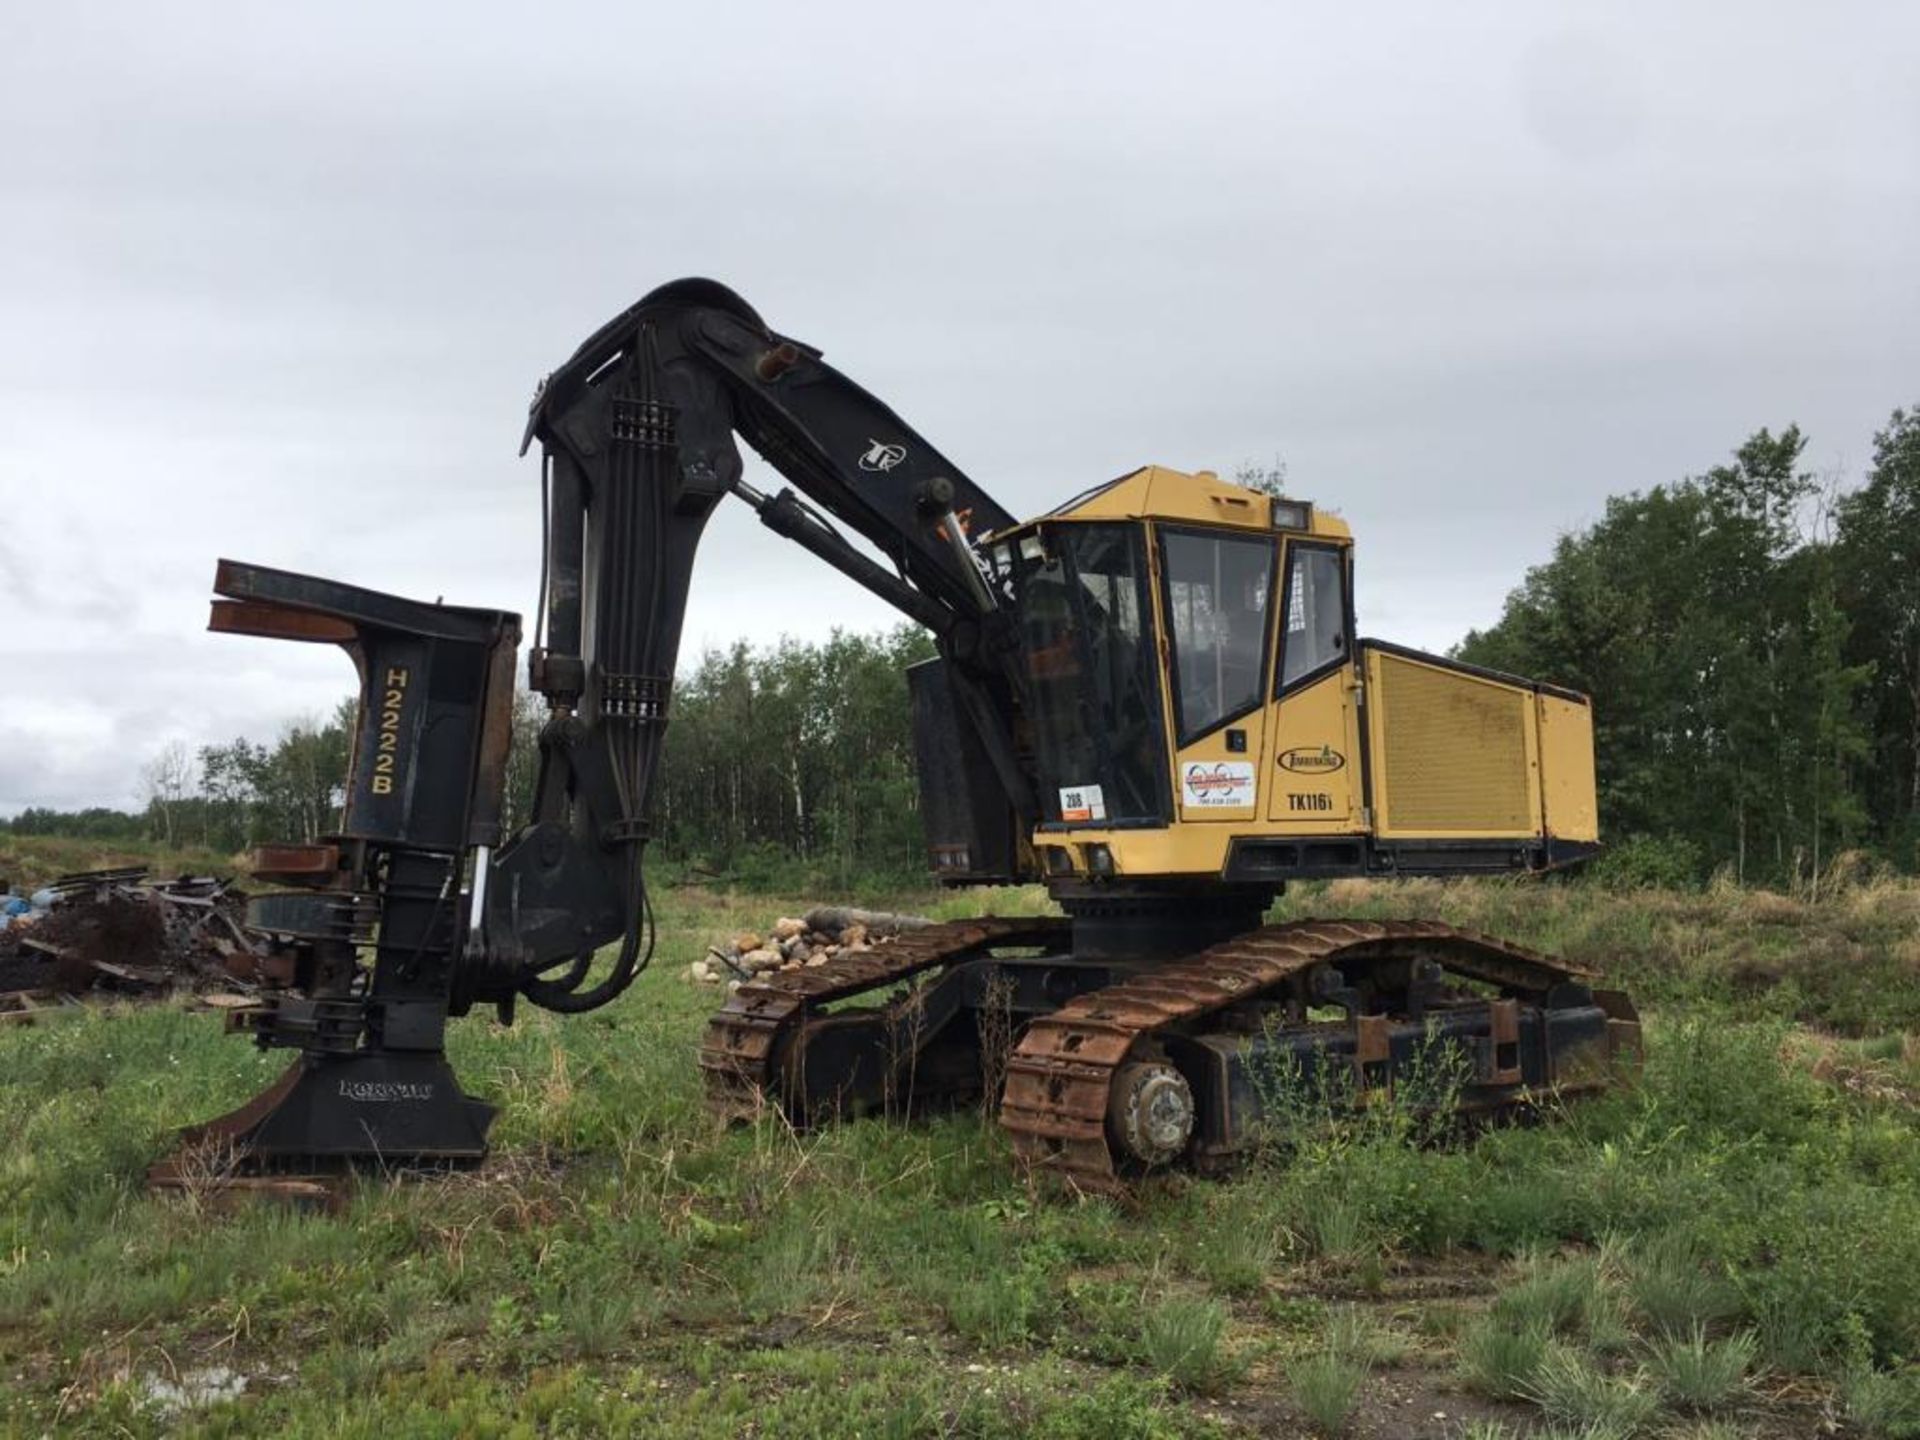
<box><xmin>1011</xmin><ymin>523</ymin><xmax>1169</xmax><ymax>825</ymax></box>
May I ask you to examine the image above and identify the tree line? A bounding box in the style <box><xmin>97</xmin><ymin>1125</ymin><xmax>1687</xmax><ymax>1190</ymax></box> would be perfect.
<box><xmin>4</xmin><ymin>631</ymin><xmax>939</xmax><ymax>888</ymax></box>
<box><xmin>1459</xmin><ymin>406</ymin><xmax>1920</xmax><ymax>886</ymax></box>
<box><xmin>651</xmin><ymin>628</ymin><xmax>937</xmax><ymax>885</ymax></box>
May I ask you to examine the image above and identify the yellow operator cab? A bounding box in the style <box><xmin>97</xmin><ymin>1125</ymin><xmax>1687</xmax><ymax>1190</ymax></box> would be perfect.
<box><xmin>979</xmin><ymin>466</ymin><xmax>1600</xmax><ymax>886</ymax></box>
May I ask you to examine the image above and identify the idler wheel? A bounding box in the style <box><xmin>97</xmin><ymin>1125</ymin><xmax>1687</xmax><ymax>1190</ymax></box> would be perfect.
<box><xmin>1106</xmin><ymin>1057</ymin><xmax>1195</xmax><ymax>1168</ymax></box>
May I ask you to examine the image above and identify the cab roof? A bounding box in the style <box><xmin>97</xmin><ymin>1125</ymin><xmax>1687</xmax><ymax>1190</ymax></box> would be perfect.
<box><xmin>988</xmin><ymin>465</ymin><xmax>1351</xmax><ymax>543</ymax></box>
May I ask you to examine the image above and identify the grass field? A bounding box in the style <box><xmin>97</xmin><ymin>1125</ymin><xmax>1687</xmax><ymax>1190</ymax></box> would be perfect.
<box><xmin>0</xmin><ymin>834</ymin><xmax>241</xmax><ymax>892</ymax></box>
<box><xmin>4</xmin><ymin>850</ymin><xmax>1920</xmax><ymax>1437</ymax></box>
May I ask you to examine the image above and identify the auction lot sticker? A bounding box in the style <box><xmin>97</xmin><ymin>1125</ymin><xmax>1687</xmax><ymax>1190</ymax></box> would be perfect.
<box><xmin>1182</xmin><ymin>761</ymin><xmax>1256</xmax><ymax>809</ymax></box>
<box><xmin>1059</xmin><ymin>784</ymin><xmax>1107</xmax><ymax>822</ymax></box>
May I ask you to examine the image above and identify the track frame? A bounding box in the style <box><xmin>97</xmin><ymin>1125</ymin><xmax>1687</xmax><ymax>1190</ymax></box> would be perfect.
<box><xmin>699</xmin><ymin>915</ymin><xmax>1642</xmax><ymax>1194</ymax></box>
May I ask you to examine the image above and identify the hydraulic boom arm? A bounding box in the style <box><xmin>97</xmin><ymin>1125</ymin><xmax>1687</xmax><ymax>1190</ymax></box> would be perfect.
<box><xmin>476</xmin><ymin>279</ymin><xmax>1033</xmax><ymax>1017</ymax></box>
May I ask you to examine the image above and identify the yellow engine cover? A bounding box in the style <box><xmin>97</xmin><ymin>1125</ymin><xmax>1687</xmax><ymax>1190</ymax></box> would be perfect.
<box><xmin>1368</xmin><ymin>648</ymin><xmax>1538</xmax><ymax>836</ymax></box>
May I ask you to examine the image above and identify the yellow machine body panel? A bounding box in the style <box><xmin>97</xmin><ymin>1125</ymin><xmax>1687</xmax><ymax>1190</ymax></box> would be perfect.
<box><xmin>1263</xmin><ymin>665</ymin><xmax>1363</xmax><ymax>827</ymax></box>
<box><xmin>1364</xmin><ymin>647</ymin><xmax>1541</xmax><ymax>838</ymax></box>
<box><xmin>1173</xmin><ymin>728</ymin><xmax>1267</xmax><ymax>823</ymax></box>
<box><xmin>1027</xmin><ymin>465</ymin><xmax>1354</xmax><ymax>541</ymax></box>
<box><xmin>1536</xmin><ymin>692</ymin><xmax>1600</xmax><ymax>843</ymax></box>
<box><xmin>989</xmin><ymin>467</ymin><xmax>1598</xmax><ymax>885</ymax></box>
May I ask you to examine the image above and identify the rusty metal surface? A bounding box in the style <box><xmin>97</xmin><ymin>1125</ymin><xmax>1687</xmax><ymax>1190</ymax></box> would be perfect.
<box><xmin>697</xmin><ymin>916</ymin><xmax>1070</xmax><ymax>1120</ymax></box>
<box><xmin>207</xmin><ymin>598</ymin><xmax>359</xmax><ymax>644</ymax></box>
<box><xmin>999</xmin><ymin>918</ymin><xmax>1606</xmax><ymax>1194</ymax></box>
<box><xmin>1593</xmin><ymin>987</ymin><xmax>1646</xmax><ymax>1074</ymax></box>
<box><xmin>1486</xmin><ymin>997</ymin><xmax>1523</xmax><ymax>1086</ymax></box>
<box><xmin>249</xmin><ymin>843</ymin><xmax>343</xmax><ymax>882</ymax></box>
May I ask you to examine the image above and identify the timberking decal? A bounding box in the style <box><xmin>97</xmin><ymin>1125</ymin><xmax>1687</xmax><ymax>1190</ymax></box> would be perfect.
<box><xmin>858</xmin><ymin>439</ymin><xmax>907</xmax><ymax>472</ymax></box>
<box><xmin>1277</xmin><ymin>745</ymin><xmax>1346</xmax><ymax>775</ymax></box>
<box><xmin>1183</xmin><ymin>760</ymin><xmax>1256</xmax><ymax>809</ymax></box>
<box><xmin>1058</xmin><ymin>784</ymin><xmax>1107</xmax><ymax>823</ymax></box>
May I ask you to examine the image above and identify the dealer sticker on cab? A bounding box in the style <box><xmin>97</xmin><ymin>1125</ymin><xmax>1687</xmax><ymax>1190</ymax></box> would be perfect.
<box><xmin>1182</xmin><ymin>761</ymin><xmax>1256</xmax><ymax>809</ymax></box>
<box><xmin>1059</xmin><ymin>784</ymin><xmax>1107</xmax><ymax>822</ymax></box>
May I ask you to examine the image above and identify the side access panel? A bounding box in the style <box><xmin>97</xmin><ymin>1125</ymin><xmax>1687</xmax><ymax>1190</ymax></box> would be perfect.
<box><xmin>1361</xmin><ymin>643</ymin><xmax>1544</xmax><ymax>841</ymax></box>
<box><xmin>1536</xmin><ymin>692</ymin><xmax>1599</xmax><ymax>844</ymax></box>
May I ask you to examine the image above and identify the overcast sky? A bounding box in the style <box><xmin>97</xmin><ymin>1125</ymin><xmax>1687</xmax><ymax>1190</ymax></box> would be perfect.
<box><xmin>3</xmin><ymin>2</ymin><xmax>1917</xmax><ymax>815</ymax></box>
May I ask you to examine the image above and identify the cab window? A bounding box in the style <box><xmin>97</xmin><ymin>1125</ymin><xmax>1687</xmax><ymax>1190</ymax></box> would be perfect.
<box><xmin>1013</xmin><ymin>524</ymin><xmax>1169</xmax><ymax>823</ymax></box>
<box><xmin>1161</xmin><ymin>530</ymin><xmax>1275</xmax><ymax>742</ymax></box>
<box><xmin>1279</xmin><ymin>545</ymin><xmax>1348</xmax><ymax>691</ymax></box>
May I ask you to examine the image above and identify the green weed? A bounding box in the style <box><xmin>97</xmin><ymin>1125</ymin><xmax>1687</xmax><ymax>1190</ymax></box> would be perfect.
<box><xmin>1193</xmin><ymin>1204</ymin><xmax>1282</xmax><ymax>1295</ymax></box>
<box><xmin>1138</xmin><ymin>1295</ymin><xmax>1237</xmax><ymax>1394</ymax></box>
<box><xmin>1457</xmin><ymin>1316</ymin><xmax>1550</xmax><ymax>1400</ymax></box>
<box><xmin>1623</xmin><ymin>1233</ymin><xmax>1742</xmax><ymax>1337</ymax></box>
<box><xmin>1840</xmin><ymin>1364</ymin><xmax>1920</xmax><ymax>1439</ymax></box>
<box><xmin>1751</xmin><ymin>1295</ymin><xmax>1824</xmax><ymax>1373</ymax></box>
<box><xmin>555</xmin><ymin>1288</ymin><xmax>643</xmax><ymax>1357</ymax></box>
<box><xmin>1494</xmin><ymin>1252</ymin><xmax>1605</xmax><ymax>1336</ymax></box>
<box><xmin>944</xmin><ymin>1270</ymin><xmax>1048</xmax><ymax>1349</ymax></box>
<box><xmin>1522</xmin><ymin>1343</ymin><xmax>1662</xmax><ymax>1433</ymax></box>
<box><xmin>1286</xmin><ymin>1350</ymin><xmax>1365</xmax><ymax>1434</ymax></box>
<box><xmin>1646</xmin><ymin>1324</ymin><xmax>1754</xmax><ymax>1411</ymax></box>
<box><xmin>1325</xmin><ymin>1303</ymin><xmax>1410</xmax><ymax>1366</ymax></box>
<box><xmin>1307</xmin><ymin>1197</ymin><xmax>1376</xmax><ymax>1266</ymax></box>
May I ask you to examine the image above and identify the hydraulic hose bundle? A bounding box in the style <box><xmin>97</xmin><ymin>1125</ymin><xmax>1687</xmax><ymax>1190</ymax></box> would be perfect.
<box><xmin>509</xmin><ymin>300</ymin><xmax>737</xmax><ymax>1013</ymax></box>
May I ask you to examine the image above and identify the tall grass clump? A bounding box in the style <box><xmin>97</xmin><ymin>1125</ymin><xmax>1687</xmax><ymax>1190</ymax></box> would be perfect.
<box><xmin>943</xmin><ymin>1271</ymin><xmax>1047</xmax><ymax>1349</ymax></box>
<box><xmin>1457</xmin><ymin>1316</ymin><xmax>1550</xmax><ymax>1401</ymax></box>
<box><xmin>1285</xmin><ymin>1304</ymin><xmax>1399</xmax><ymax>1435</ymax></box>
<box><xmin>1287</xmin><ymin>1350</ymin><xmax>1365</xmax><ymax>1435</ymax></box>
<box><xmin>1647</xmin><ymin>1324</ymin><xmax>1755</xmax><ymax>1411</ymax></box>
<box><xmin>1840</xmin><ymin>1365</ymin><xmax>1920</xmax><ymax>1439</ymax></box>
<box><xmin>1193</xmin><ymin>1197</ymin><xmax>1283</xmax><ymax>1295</ymax></box>
<box><xmin>1494</xmin><ymin>1251</ymin><xmax>1606</xmax><ymax>1336</ymax></box>
<box><xmin>1522</xmin><ymin>1343</ymin><xmax>1662</xmax><ymax>1433</ymax></box>
<box><xmin>1623</xmin><ymin>1233</ymin><xmax>1742</xmax><ymax>1338</ymax></box>
<box><xmin>1139</xmin><ymin>1296</ymin><xmax>1237</xmax><ymax>1394</ymax></box>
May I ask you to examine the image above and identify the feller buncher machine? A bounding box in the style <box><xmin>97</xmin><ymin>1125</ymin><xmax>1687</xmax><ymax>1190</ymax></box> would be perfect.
<box><xmin>155</xmin><ymin>280</ymin><xmax>1639</xmax><ymax>1193</ymax></box>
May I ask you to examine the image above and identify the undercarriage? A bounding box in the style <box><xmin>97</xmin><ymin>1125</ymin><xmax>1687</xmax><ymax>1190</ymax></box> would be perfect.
<box><xmin>702</xmin><ymin>896</ymin><xmax>1642</xmax><ymax>1193</ymax></box>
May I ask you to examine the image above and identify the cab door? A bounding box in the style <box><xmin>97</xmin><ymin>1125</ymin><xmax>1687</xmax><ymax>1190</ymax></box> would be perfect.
<box><xmin>1266</xmin><ymin>541</ymin><xmax>1365</xmax><ymax>826</ymax></box>
<box><xmin>1158</xmin><ymin>526</ymin><xmax>1277</xmax><ymax>822</ymax></box>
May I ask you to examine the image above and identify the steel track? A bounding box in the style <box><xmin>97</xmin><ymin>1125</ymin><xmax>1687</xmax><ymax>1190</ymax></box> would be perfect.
<box><xmin>1000</xmin><ymin>917</ymin><xmax>1609</xmax><ymax>1191</ymax></box>
<box><xmin>697</xmin><ymin>916</ymin><xmax>1071</xmax><ymax>1120</ymax></box>
<box><xmin>698</xmin><ymin>914</ymin><xmax>1631</xmax><ymax>1193</ymax></box>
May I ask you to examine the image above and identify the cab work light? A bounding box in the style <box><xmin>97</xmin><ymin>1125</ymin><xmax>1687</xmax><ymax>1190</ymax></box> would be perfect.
<box><xmin>1270</xmin><ymin>498</ymin><xmax>1312</xmax><ymax>531</ymax></box>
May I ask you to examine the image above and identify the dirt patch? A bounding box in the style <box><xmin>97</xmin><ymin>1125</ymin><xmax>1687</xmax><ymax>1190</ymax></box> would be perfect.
<box><xmin>1207</xmin><ymin>1364</ymin><xmax>1528</xmax><ymax>1438</ymax></box>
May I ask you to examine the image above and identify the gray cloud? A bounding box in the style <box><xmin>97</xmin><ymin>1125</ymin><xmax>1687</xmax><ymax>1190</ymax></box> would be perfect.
<box><xmin>3</xmin><ymin>1</ymin><xmax>1917</xmax><ymax>812</ymax></box>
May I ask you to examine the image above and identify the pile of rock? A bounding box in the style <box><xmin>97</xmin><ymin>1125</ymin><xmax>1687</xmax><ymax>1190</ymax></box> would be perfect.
<box><xmin>688</xmin><ymin>905</ymin><xmax>933</xmax><ymax>987</ymax></box>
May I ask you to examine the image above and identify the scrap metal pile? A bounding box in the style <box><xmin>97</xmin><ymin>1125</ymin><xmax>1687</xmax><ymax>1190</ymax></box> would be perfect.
<box><xmin>0</xmin><ymin>867</ymin><xmax>263</xmax><ymax>1011</ymax></box>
